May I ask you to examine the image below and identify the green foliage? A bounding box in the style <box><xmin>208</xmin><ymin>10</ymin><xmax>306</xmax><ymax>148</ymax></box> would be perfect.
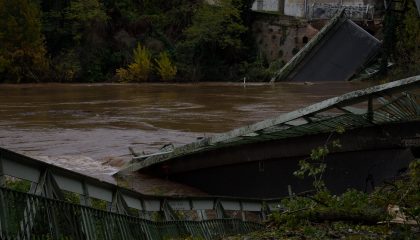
<box><xmin>5</xmin><ymin>178</ymin><xmax>31</xmax><ymax>192</ymax></box>
<box><xmin>131</xmin><ymin>43</ymin><xmax>152</xmax><ymax>81</ymax></box>
<box><xmin>249</xmin><ymin>129</ymin><xmax>420</xmax><ymax>240</ymax></box>
<box><xmin>2</xmin><ymin>0</ymin><xmax>416</xmax><ymax>82</ymax></box>
<box><xmin>50</xmin><ymin>50</ymin><xmax>81</xmax><ymax>82</ymax></box>
<box><xmin>155</xmin><ymin>52</ymin><xmax>177</xmax><ymax>81</ymax></box>
<box><xmin>63</xmin><ymin>191</ymin><xmax>81</xmax><ymax>204</ymax></box>
<box><xmin>259</xmin><ymin>159</ymin><xmax>420</xmax><ymax>239</ymax></box>
<box><xmin>394</xmin><ymin>0</ymin><xmax>420</xmax><ymax>76</ymax></box>
<box><xmin>65</xmin><ymin>0</ymin><xmax>108</xmax><ymax>44</ymax></box>
<box><xmin>294</xmin><ymin>128</ymin><xmax>345</xmax><ymax>192</ymax></box>
<box><xmin>293</xmin><ymin>144</ymin><xmax>330</xmax><ymax>192</ymax></box>
<box><xmin>117</xmin><ymin>43</ymin><xmax>152</xmax><ymax>82</ymax></box>
<box><xmin>380</xmin><ymin>0</ymin><xmax>420</xmax><ymax>79</ymax></box>
<box><xmin>66</xmin><ymin>0</ymin><xmax>109</xmax><ymax>82</ymax></box>
<box><xmin>105</xmin><ymin>0</ymin><xmax>141</xmax><ymax>23</ymax></box>
<box><xmin>372</xmin><ymin>159</ymin><xmax>420</xmax><ymax>225</ymax></box>
<box><xmin>91</xmin><ymin>197</ymin><xmax>108</xmax><ymax>211</ymax></box>
<box><xmin>0</xmin><ymin>0</ymin><xmax>259</xmax><ymax>82</ymax></box>
<box><xmin>0</xmin><ymin>0</ymin><xmax>49</xmax><ymax>83</ymax></box>
<box><xmin>185</xmin><ymin>0</ymin><xmax>247</xmax><ymax>51</ymax></box>
<box><xmin>176</xmin><ymin>0</ymin><xmax>248</xmax><ymax>81</ymax></box>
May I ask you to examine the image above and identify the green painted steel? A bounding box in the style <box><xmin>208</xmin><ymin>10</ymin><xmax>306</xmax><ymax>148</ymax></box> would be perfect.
<box><xmin>0</xmin><ymin>187</ymin><xmax>262</xmax><ymax>240</ymax></box>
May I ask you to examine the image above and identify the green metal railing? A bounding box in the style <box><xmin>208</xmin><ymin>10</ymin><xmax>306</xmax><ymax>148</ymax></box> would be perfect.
<box><xmin>0</xmin><ymin>187</ymin><xmax>262</xmax><ymax>240</ymax></box>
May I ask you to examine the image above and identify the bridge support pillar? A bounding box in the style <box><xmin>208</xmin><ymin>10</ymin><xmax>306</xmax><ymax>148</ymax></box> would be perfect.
<box><xmin>162</xmin><ymin>199</ymin><xmax>180</xmax><ymax>221</ymax></box>
<box><xmin>196</xmin><ymin>210</ymin><xmax>208</xmax><ymax>220</ymax></box>
<box><xmin>215</xmin><ymin>200</ymin><xmax>227</xmax><ymax>219</ymax></box>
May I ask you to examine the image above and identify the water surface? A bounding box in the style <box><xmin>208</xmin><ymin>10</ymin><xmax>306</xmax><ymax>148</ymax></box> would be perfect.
<box><xmin>0</xmin><ymin>82</ymin><xmax>372</xmax><ymax>161</ymax></box>
<box><xmin>1</xmin><ymin>82</ymin><xmax>377</xmax><ymax>194</ymax></box>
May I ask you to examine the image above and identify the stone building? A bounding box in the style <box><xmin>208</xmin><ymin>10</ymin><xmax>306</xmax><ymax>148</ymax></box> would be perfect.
<box><xmin>252</xmin><ymin>17</ymin><xmax>319</xmax><ymax>63</ymax></box>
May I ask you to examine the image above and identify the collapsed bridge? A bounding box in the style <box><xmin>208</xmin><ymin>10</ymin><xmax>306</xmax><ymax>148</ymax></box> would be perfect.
<box><xmin>1</xmin><ymin>76</ymin><xmax>419</xmax><ymax>239</ymax></box>
<box><xmin>120</xmin><ymin>76</ymin><xmax>420</xmax><ymax>198</ymax></box>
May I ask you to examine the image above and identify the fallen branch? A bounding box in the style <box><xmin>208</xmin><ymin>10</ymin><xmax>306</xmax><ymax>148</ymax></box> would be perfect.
<box><xmin>307</xmin><ymin>209</ymin><xmax>385</xmax><ymax>225</ymax></box>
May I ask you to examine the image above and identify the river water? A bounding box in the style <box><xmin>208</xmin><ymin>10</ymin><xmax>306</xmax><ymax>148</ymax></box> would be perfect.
<box><xmin>0</xmin><ymin>82</ymin><xmax>373</xmax><ymax>194</ymax></box>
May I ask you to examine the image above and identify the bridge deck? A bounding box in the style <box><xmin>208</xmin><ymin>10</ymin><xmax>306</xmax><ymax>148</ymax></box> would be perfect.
<box><xmin>272</xmin><ymin>10</ymin><xmax>381</xmax><ymax>82</ymax></box>
<box><xmin>0</xmin><ymin>146</ymin><xmax>286</xmax><ymax>238</ymax></box>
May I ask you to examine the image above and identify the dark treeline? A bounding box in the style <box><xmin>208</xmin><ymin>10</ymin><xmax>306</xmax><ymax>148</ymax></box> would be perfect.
<box><xmin>0</xmin><ymin>0</ymin><xmax>419</xmax><ymax>83</ymax></box>
<box><xmin>0</xmin><ymin>0</ymin><xmax>257</xmax><ymax>83</ymax></box>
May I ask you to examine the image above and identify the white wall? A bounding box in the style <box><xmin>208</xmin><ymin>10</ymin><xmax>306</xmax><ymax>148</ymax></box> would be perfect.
<box><xmin>284</xmin><ymin>0</ymin><xmax>306</xmax><ymax>17</ymax></box>
<box><xmin>251</xmin><ymin>0</ymin><xmax>376</xmax><ymax>18</ymax></box>
<box><xmin>251</xmin><ymin>0</ymin><xmax>280</xmax><ymax>12</ymax></box>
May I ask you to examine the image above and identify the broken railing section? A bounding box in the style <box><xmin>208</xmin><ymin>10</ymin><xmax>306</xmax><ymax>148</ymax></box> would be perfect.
<box><xmin>0</xmin><ymin>147</ymin><xmax>285</xmax><ymax>239</ymax></box>
<box><xmin>120</xmin><ymin>75</ymin><xmax>420</xmax><ymax>174</ymax></box>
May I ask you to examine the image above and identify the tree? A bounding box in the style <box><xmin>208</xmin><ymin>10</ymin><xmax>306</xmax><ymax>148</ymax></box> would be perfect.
<box><xmin>185</xmin><ymin>0</ymin><xmax>246</xmax><ymax>50</ymax></box>
<box><xmin>155</xmin><ymin>52</ymin><xmax>177</xmax><ymax>81</ymax></box>
<box><xmin>0</xmin><ymin>0</ymin><xmax>49</xmax><ymax>83</ymax></box>
<box><xmin>65</xmin><ymin>0</ymin><xmax>109</xmax><ymax>82</ymax></box>
<box><xmin>395</xmin><ymin>0</ymin><xmax>420</xmax><ymax>76</ymax></box>
<box><xmin>65</xmin><ymin>0</ymin><xmax>108</xmax><ymax>44</ymax></box>
<box><xmin>176</xmin><ymin>0</ymin><xmax>247</xmax><ymax>81</ymax></box>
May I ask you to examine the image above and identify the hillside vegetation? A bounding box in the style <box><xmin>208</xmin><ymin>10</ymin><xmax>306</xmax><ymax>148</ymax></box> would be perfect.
<box><xmin>0</xmin><ymin>0</ymin><xmax>419</xmax><ymax>83</ymax></box>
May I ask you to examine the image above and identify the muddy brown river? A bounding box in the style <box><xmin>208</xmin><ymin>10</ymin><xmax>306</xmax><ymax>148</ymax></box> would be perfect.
<box><xmin>0</xmin><ymin>82</ymin><xmax>373</xmax><ymax>193</ymax></box>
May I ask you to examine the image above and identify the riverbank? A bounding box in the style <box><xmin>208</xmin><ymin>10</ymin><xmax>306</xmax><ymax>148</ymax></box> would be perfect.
<box><xmin>2</xmin><ymin>0</ymin><xmax>419</xmax><ymax>84</ymax></box>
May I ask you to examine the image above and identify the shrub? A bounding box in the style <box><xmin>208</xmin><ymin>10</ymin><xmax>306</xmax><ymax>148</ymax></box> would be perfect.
<box><xmin>155</xmin><ymin>52</ymin><xmax>177</xmax><ymax>81</ymax></box>
<box><xmin>116</xmin><ymin>43</ymin><xmax>151</xmax><ymax>82</ymax></box>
